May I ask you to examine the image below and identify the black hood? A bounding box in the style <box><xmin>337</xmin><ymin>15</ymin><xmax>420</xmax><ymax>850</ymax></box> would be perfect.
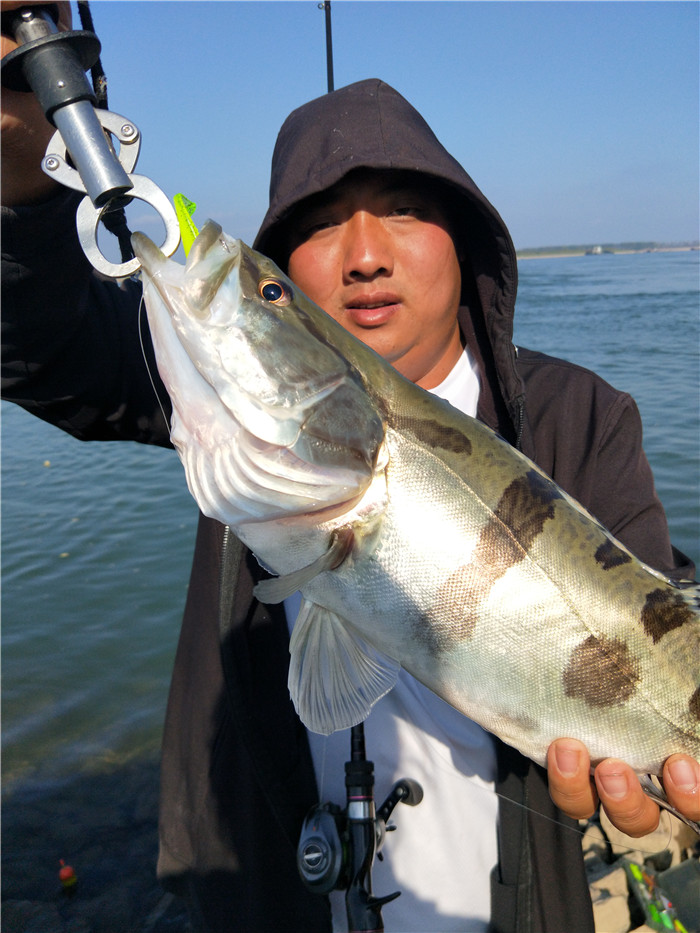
<box><xmin>254</xmin><ymin>78</ymin><xmax>523</xmax><ymax>430</ymax></box>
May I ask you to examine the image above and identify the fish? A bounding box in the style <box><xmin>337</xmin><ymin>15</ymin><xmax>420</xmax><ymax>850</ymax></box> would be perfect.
<box><xmin>132</xmin><ymin>220</ymin><xmax>700</xmax><ymax>827</ymax></box>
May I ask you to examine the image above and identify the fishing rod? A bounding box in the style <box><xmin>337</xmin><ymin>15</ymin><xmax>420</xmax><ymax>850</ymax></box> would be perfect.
<box><xmin>302</xmin><ymin>18</ymin><xmax>436</xmax><ymax>922</ymax></box>
<box><xmin>297</xmin><ymin>723</ymin><xmax>423</xmax><ymax>931</ymax></box>
<box><xmin>1</xmin><ymin>2</ymin><xmax>179</xmax><ymax>277</ymax></box>
<box><xmin>319</xmin><ymin>0</ymin><xmax>334</xmax><ymax>92</ymax></box>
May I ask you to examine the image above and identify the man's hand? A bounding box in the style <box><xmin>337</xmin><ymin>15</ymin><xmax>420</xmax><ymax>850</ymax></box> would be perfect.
<box><xmin>1</xmin><ymin>0</ymin><xmax>72</xmax><ymax>205</ymax></box>
<box><xmin>547</xmin><ymin>738</ymin><xmax>700</xmax><ymax>836</ymax></box>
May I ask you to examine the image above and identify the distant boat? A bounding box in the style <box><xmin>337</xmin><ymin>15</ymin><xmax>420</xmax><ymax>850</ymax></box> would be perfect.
<box><xmin>585</xmin><ymin>245</ymin><xmax>613</xmax><ymax>255</ymax></box>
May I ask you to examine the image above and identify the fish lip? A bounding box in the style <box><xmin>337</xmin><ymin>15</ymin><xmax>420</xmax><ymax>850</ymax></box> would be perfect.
<box><xmin>131</xmin><ymin>231</ymin><xmax>166</xmax><ymax>277</ymax></box>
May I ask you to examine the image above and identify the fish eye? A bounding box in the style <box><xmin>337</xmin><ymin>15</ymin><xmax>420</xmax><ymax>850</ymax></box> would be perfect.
<box><xmin>260</xmin><ymin>279</ymin><xmax>291</xmax><ymax>305</ymax></box>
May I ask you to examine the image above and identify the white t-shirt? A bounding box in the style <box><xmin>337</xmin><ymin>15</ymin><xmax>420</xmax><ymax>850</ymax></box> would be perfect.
<box><xmin>286</xmin><ymin>347</ymin><xmax>498</xmax><ymax>932</ymax></box>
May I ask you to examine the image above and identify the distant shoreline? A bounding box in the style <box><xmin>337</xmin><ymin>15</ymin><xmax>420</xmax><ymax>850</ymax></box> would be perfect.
<box><xmin>516</xmin><ymin>244</ymin><xmax>699</xmax><ymax>260</ymax></box>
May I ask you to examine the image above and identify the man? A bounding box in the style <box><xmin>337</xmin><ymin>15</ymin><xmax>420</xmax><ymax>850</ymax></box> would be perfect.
<box><xmin>2</xmin><ymin>5</ymin><xmax>698</xmax><ymax>931</ymax></box>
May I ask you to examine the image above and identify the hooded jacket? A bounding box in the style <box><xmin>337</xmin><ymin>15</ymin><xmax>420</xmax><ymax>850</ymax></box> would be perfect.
<box><xmin>254</xmin><ymin>79</ymin><xmax>522</xmax><ymax>440</ymax></box>
<box><xmin>2</xmin><ymin>79</ymin><xmax>693</xmax><ymax>933</ymax></box>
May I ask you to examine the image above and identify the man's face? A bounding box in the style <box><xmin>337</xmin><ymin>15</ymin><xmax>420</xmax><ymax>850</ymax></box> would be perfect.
<box><xmin>286</xmin><ymin>171</ymin><xmax>464</xmax><ymax>389</ymax></box>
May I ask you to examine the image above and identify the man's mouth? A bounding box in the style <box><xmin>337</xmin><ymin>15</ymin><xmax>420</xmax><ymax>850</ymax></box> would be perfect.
<box><xmin>345</xmin><ymin>294</ymin><xmax>401</xmax><ymax>327</ymax></box>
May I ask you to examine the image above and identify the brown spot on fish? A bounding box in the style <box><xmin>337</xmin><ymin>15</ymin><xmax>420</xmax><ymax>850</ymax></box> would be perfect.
<box><xmin>641</xmin><ymin>588</ymin><xmax>695</xmax><ymax>644</ymax></box>
<box><xmin>425</xmin><ymin>566</ymin><xmax>482</xmax><ymax>647</ymax></box>
<box><xmin>496</xmin><ymin>470</ymin><xmax>562</xmax><ymax>533</ymax></box>
<box><xmin>594</xmin><ymin>538</ymin><xmax>632</xmax><ymax>570</ymax></box>
<box><xmin>390</xmin><ymin>411</ymin><xmax>471</xmax><ymax>456</ymax></box>
<box><xmin>689</xmin><ymin>687</ymin><xmax>700</xmax><ymax>723</ymax></box>
<box><xmin>422</xmin><ymin>470</ymin><xmax>560</xmax><ymax>652</ymax></box>
<box><xmin>563</xmin><ymin>635</ymin><xmax>640</xmax><ymax>707</ymax></box>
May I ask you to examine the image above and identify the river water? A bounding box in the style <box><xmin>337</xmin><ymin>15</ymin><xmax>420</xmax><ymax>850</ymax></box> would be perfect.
<box><xmin>3</xmin><ymin>248</ymin><xmax>698</xmax><ymax>789</ymax></box>
<box><xmin>1</xmin><ymin>248</ymin><xmax>698</xmax><ymax>929</ymax></box>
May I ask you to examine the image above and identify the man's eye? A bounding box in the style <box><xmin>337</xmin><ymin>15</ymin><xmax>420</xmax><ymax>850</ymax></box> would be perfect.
<box><xmin>303</xmin><ymin>219</ymin><xmax>336</xmax><ymax>237</ymax></box>
<box><xmin>259</xmin><ymin>279</ymin><xmax>292</xmax><ymax>305</ymax></box>
<box><xmin>390</xmin><ymin>206</ymin><xmax>421</xmax><ymax>218</ymax></box>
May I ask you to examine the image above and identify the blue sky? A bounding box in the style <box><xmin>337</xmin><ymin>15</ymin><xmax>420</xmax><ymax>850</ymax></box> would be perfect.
<box><xmin>80</xmin><ymin>1</ymin><xmax>698</xmax><ymax>249</ymax></box>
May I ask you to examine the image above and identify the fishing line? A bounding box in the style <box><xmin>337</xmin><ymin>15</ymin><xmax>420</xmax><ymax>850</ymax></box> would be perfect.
<box><xmin>391</xmin><ymin>696</ymin><xmax>680</xmax><ymax>859</ymax></box>
<box><xmin>137</xmin><ymin>292</ymin><xmax>172</xmax><ymax>436</ymax></box>
<box><xmin>584</xmin><ymin>809</ymin><xmax>677</xmax><ymax>861</ymax></box>
<box><xmin>308</xmin><ymin>685</ymin><xmax>678</xmax><ymax>861</ymax></box>
<box><xmin>132</xmin><ymin>254</ymin><xmax>682</xmax><ymax>865</ymax></box>
<box><xmin>479</xmin><ymin>770</ymin><xmax>677</xmax><ymax>859</ymax></box>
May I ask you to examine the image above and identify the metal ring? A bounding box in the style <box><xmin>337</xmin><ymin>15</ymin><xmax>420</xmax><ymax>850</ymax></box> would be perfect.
<box><xmin>76</xmin><ymin>175</ymin><xmax>181</xmax><ymax>278</ymax></box>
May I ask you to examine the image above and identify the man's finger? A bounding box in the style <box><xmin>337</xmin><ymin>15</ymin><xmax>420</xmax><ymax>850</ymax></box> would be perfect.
<box><xmin>1</xmin><ymin>2</ymin><xmax>73</xmax><ymax>58</ymax></box>
<box><xmin>594</xmin><ymin>758</ymin><xmax>660</xmax><ymax>838</ymax></box>
<box><xmin>663</xmin><ymin>755</ymin><xmax>700</xmax><ymax>822</ymax></box>
<box><xmin>547</xmin><ymin>738</ymin><xmax>598</xmax><ymax>820</ymax></box>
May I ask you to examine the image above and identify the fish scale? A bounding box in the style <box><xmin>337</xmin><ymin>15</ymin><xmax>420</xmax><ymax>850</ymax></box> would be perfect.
<box><xmin>131</xmin><ymin>221</ymin><xmax>700</xmax><ymax>831</ymax></box>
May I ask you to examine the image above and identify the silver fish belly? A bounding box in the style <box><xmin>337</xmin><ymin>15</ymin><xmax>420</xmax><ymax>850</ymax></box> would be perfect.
<box><xmin>132</xmin><ymin>221</ymin><xmax>700</xmax><ymax>782</ymax></box>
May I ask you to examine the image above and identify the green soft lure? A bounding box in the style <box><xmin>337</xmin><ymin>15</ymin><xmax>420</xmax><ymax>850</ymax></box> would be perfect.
<box><xmin>173</xmin><ymin>193</ymin><xmax>199</xmax><ymax>256</ymax></box>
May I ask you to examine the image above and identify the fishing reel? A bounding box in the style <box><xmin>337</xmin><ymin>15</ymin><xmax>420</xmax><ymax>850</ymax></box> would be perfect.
<box><xmin>297</xmin><ymin>802</ymin><xmax>345</xmax><ymax>893</ymax></box>
<box><xmin>297</xmin><ymin>724</ymin><xmax>423</xmax><ymax>932</ymax></box>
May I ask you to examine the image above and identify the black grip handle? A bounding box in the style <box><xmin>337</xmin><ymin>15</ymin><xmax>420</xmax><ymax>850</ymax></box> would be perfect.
<box><xmin>1</xmin><ymin>5</ymin><xmax>100</xmax><ymax>122</ymax></box>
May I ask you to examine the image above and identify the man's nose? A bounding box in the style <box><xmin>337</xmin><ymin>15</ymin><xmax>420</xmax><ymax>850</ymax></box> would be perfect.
<box><xmin>342</xmin><ymin>212</ymin><xmax>394</xmax><ymax>280</ymax></box>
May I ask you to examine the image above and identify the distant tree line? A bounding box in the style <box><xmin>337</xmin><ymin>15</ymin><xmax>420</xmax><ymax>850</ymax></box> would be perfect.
<box><xmin>516</xmin><ymin>241</ymin><xmax>699</xmax><ymax>258</ymax></box>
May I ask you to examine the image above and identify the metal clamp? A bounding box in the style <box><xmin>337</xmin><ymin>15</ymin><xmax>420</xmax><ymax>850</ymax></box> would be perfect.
<box><xmin>42</xmin><ymin>109</ymin><xmax>141</xmax><ymax>189</ymax></box>
<box><xmin>76</xmin><ymin>176</ymin><xmax>180</xmax><ymax>278</ymax></box>
<box><xmin>1</xmin><ymin>6</ymin><xmax>180</xmax><ymax>278</ymax></box>
<box><xmin>42</xmin><ymin>110</ymin><xmax>180</xmax><ymax>277</ymax></box>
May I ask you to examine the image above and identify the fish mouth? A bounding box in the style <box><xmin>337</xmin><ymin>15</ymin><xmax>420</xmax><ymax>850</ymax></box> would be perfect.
<box><xmin>132</xmin><ymin>223</ymin><xmax>387</xmax><ymax>527</ymax></box>
<box><xmin>131</xmin><ymin>230</ymin><xmax>167</xmax><ymax>277</ymax></box>
<box><xmin>133</xmin><ymin>222</ymin><xmax>241</xmax><ymax>320</ymax></box>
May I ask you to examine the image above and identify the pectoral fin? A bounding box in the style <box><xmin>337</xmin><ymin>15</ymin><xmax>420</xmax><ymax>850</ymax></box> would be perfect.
<box><xmin>254</xmin><ymin>528</ymin><xmax>354</xmax><ymax>604</ymax></box>
<box><xmin>288</xmin><ymin>598</ymin><xmax>400</xmax><ymax>735</ymax></box>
